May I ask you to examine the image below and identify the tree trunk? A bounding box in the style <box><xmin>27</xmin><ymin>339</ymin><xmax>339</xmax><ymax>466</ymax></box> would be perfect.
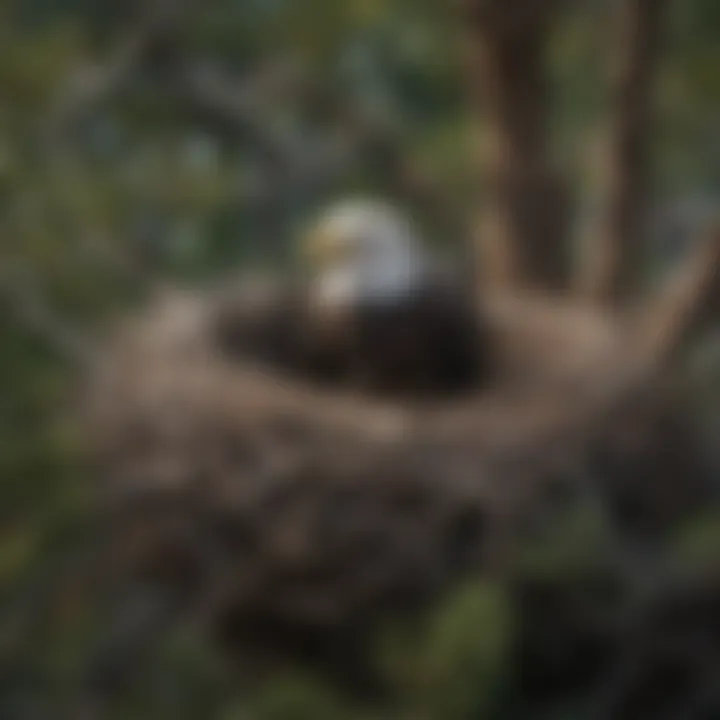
<box><xmin>462</xmin><ymin>0</ymin><xmax>569</xmax><ymax>294</ymax></box>
<box><xmin>581</xmin><ymin>0</ymin><xmax>669</xmax><ymax>304</ymax></box>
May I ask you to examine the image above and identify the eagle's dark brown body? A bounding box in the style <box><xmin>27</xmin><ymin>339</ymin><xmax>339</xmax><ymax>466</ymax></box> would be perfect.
<box><xmin>213</xmin><ymin>274</ymin><xmax>488</xmax><ymax>398</ymax></box>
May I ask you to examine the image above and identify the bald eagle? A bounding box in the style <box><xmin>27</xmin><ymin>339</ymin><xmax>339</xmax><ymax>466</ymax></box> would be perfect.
<box><xmin>214</xmin><ymin>199</ymin><xmax>488</xmax><ymax>398</ymax></box>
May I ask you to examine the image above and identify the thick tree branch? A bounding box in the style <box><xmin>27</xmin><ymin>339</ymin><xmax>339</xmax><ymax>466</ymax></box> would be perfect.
<box><xmin>628</xmin><ymin>224</ymin><xmax>720</xmax><ymax>370</ymax></box>
<box><xmin>580</xmin><ymin>0</ymin><xmax>669</xmax><ymax>303</ymax></box>
<box><xmin>462</xmin><ymin>0</ymin><xmax>570</xmax><ymax>293</ymax></box>
<box><xmin>575</xmin><ymin>224</ymin><xmax>720</xmax><ymax>415</ymax></box>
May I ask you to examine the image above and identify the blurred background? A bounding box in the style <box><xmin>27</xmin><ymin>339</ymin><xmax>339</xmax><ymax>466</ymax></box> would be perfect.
<box><xmin>1</xmin><ymin>0</ymin><xmax>719</xmax><ymax>718</ymax></box>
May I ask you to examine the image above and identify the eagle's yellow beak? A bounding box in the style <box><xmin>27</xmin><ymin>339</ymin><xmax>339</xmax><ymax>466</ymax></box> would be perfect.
<box><xmin>302</xmin><ymin>225</ymin><xmax>351</xmax><ymax>268</ymax></box>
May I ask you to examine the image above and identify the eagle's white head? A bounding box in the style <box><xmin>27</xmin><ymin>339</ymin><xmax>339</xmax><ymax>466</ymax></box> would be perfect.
<box><xmin>302</xmin><ymin>199</ymin><xmax>428</xmax><ymax>306</ymax></box>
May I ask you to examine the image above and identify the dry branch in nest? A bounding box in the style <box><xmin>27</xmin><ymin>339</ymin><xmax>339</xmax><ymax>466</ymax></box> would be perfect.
<box><xmin>81</xmin><ymin>231</ymin><xmax>719</xmax><ymax>681</ymax></box>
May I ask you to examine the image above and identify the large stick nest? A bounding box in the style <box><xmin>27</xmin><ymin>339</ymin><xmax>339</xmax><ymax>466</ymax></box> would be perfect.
<box><xmin>81</xmin><ymin>237</ymin><xmax>719</xmax><ymax>672</ymax></box>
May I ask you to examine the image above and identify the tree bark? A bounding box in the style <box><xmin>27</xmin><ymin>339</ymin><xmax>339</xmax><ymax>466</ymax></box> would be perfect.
<box><xmin>581</xmin><ymin>0</ymin><xmax>669</xmax><ymax>304</ymax></box>
<box><xmin>462</xmin><ymin>0</ymin><xmax>569</xmax><ymax>294</ymax></box>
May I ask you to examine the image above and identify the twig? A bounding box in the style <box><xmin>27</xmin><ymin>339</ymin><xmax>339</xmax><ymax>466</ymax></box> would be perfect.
<box><xmin>0</xmin><ymin>265</ymin><xmax>97</xmax><ymax>366</ymax></box>
<box><xmin>625</xmin><ymin>225</ymin><xmax>720</xmax><ymax>372</ymax></box>
<box><xmin>45</xmin><ymin>0</ymin><xmax>195</xmax><ymax>140</ymax></box>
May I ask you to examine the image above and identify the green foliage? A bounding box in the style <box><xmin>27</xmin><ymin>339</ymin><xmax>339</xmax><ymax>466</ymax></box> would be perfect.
<box><xmin>219</xmin><ymin>582</ymin><xmax>512</xmax><ymax>720</ymax></box>
<box><xmin>513</xmin><ymin>504</ymin><xmax>611</xmax><ymax>579</ymax></box>
<box><xmin>670</xmin><ymin>512</ymin><xmax>720</xmax><ymax>570</ymax></box>
<box><xmin>379</xmin><ymin>581</ymin><xmax>512</xmax><ymax>720</ymax></box>
<box><xmin>240</xmin><ymin>675</ymin><xmax>354</xmax><ymax>720</ymax></box>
